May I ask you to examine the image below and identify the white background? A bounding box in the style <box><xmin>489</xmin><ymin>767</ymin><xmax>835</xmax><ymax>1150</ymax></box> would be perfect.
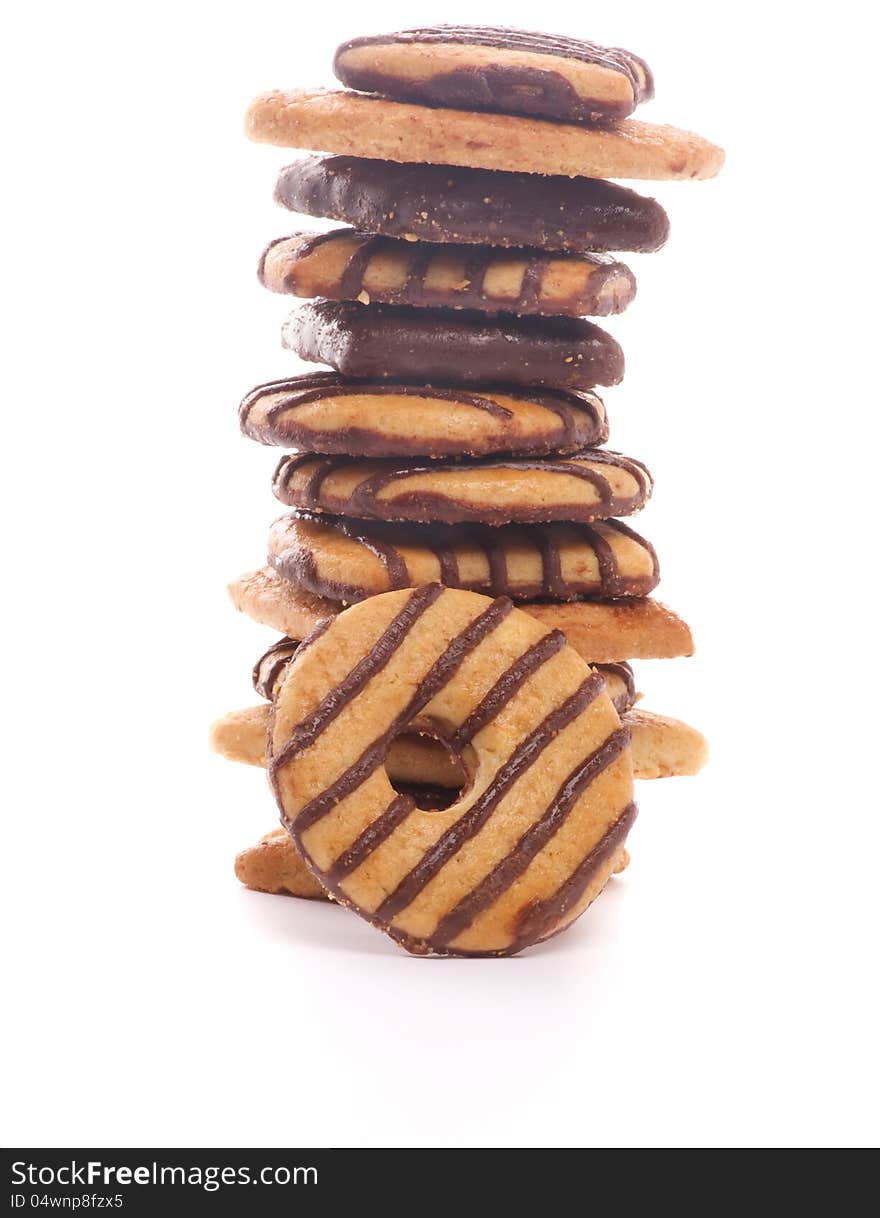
<box><xmin>3</xmin><ymin>0</ymin><xmax>878</xmax><ymax>1149</ymax></box>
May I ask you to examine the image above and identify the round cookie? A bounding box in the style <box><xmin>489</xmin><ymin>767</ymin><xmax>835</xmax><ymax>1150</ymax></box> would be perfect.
<box><xmin>259</xmin><ymin>230</ymin><xmax>636</xmax><ymax>318</ymax></box>
<box><xmin>246</xmin><ymin>88</ymin><xmax>725</xmax><ymax>181</ymax></box>
<box><xmin>253</xmin><ymin>634</ymin><xmax>637</xmax><ymax>716</ymax></box>
<box><xmin>283</xmin><ymin>300</ymin><xmax>625</xmax><ymax>390</ymax></box>
<box><xmin>267</xmin><ymin>585</ymin><xmax>636</xmax><ymax>956</ymax></box>
<box><xmin>229</xmin><ymin>566</ymin><xmax>695</xmax><ymax>661</ymax></box>
<box><xmin>267</xmin><ymin>512</ymin><xmax>659</xmax><ymax>601</ymax></box>
<box><xmin>240</xmin><ymin>373</ymin><xmax>608</xmax><ymax>459</ymax></box>
<box><xmin>333</xmin><ymin>26</ymin><xmax>653</xmax><ymax>124</ymax></box>
<box><xmin>275</xmin><ymin>156</ymin><xmax>670</xmax><ymax>253</ymax></box>
<box><xmin>271</xmin><ymin>449</ymin><xmax>651</xmax><ymax>525</ymax></box>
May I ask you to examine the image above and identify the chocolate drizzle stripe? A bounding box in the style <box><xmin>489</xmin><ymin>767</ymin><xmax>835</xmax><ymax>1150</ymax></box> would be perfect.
<box><xmin>430</xmin><ymin>541</ymin><xmax>460</xmax><ymax>586</ymax></box>
<box><xmin>579</xmin><ymin>523</ymin><xmax>619</xmax><ymax>596</ymax></box>
<box><xmin>270</xmin><ymin>584</ymin><xmax>442</xmax><ymax>775</ymax></box>
<box><xmin>289</xmin><ymin>596</ymin><xmax>513</xmax><ymax>834</ymax></box>
<box><xmin>482</xmin><ymin>527</ymin><xmax>510</xmax><ymax>595</ymax></box>
<box><xmin>338</xmin><ymin>233</ymin><xmax>385</xmax><ymax>298</ymax></box>
<box><xmin>325</xmin><ymin>792</ymin><xmax>417</xmax><ymax>882</ymax></box>
<box><xmin>594</xmin><ymin>661</ymin><xmax>636</xmax><ymax>714</ymax></box>
<box><xmin>603</xmin><ymin>517</ymin><xmax>660</xmax><ymax>583</ymax></box>
<box><xmin>451</xmin><ymin>629</ymin><xmax>566</xmax><ymax>750</ymax></box>
<box><xmin>512</xmin><ymin>800</ymin><xmax>638</xmax><ymax>948</ymax></box>
<box><xmin>374</xmin><ymin>670</ymin><xmax>605</xmax><ymax>922</ymax></box>
<box><xmin>432</xmin><ymin>726</ymin><xmax>630</xmax><ymax>946</ymax></box>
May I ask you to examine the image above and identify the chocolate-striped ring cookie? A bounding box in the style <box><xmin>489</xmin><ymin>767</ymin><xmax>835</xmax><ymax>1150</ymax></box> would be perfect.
<box><xmin>268</xmin><ymin>512</ymin><xmax>658</xmax><ymax>601</ymax></box>
<box><xmin>240</xmin><ymin>374</ymin><xmax>608</xmax><ymax>459</ymax></box>
<box><xmin>253</xmin><ymin>635</ymin><xmax>637</xmax><ymax>716</ymax></box>
<box><xmin>271</xmin><ymin>449</ymin><xmax>651</xmax><ymax>525</ymax></box>
<box><xmin>283</xmin><ymin>300</ymin><xmax>624</xmax><ymax>390</ymax></box>
<box><xmin>213</xmin><ymin>701</ymin><xmax>706</xmax><ymax>783</ymax></box>
<box><xmin>333</xmin><ymin>26</ymin><xmax>653</xmax><ymax>123</ymax></box>
<box><xmin>268</xmin><ymin>585</ymin><xmax>636</xmax><ymax>955</ymax></box>
<box><xmin>228</xmin><ymin>566</ymin><xmax>695</xmax><ymax>661</ymax></box>
<box><xmin>275</xmin><ymin>157</ymin><xmax>669</xmax><ymax>254</ymax></box>
<box><xmin>260</xmin><ymin>231</ymin><xmax>636</xmax><ymax>318</ymax></box>
<box><xmin>246</xmin><ymin>89</ymin><xmax>725</xmax><ymax>181</ymax></box>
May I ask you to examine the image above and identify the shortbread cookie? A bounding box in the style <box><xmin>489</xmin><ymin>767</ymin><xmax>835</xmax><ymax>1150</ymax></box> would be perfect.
<box><xmin>523</xmin><ymin>597</ymin><xmax>694</xmax><ymax>661</ymax></box>
<box><xmin>268</xmin><ymin>512</ymin><xmax>658</xmax><ymax>600</ymax></box>
<box><xmin>247</xmin><ymin>89</ymin><xmax>725</xmax><ymax>181</ymax></box>
<box><xmin>234</xmin><ymin>827</ymin><xmax>328</xmax><ymax>900</ymax></box>
<box><xmin>267</xmin><ymin>585</ymin><xmax>636</xmax><ymax>955</ymax></box>
<box><xmin>259</xmin><ymin>230</ymin><xmax>636</xmax><ymax>318</ymax></box>
<box><xmin>272</xmin><ymin>449</ymin><xmax>650</xmax><ymax>526</ymax></box>
<box><xmin>229</xmin><ymin>566</ymin><xmax>695</xmax><ymax>660</ymax></box>
<box><xmin>228</xmin><ymin>566</ymin><xmax>336</xmax><ymax>641</ymax></box>
<box><xmin>283</xmin><ymin>300</ymin><xmax>624</xmax><ymax>389</ymax></box>
<box><xmin>253</xmin><ymin>634</ymin><xmax>637</xmax><ymax>715</ymax></box>
<box><xmin>334</xmin><ymin>26</ymin><xmax>653</xmax><ymax>123</ymax></box>
<box><xmin>623</xmin><ymin>708</ymin><xmax>708</xmax><ymax>779</ymax></box>
<box><xmin>275</xmin><ymin>157</ymin><xmax>670</xmax><ymax>253</ymax></box>
<box><xmin>213</xmin><ymin>701</ymin><xmax>704</xmax><ymax>784</ymax></box>
<box><xmin>240</xmin><ymin>374</ymin><xmax>608</xmax><ymax>458</ymax></box>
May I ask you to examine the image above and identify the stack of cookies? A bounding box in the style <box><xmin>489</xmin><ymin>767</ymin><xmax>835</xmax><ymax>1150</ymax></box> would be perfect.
<box><xmin>211</xmin><ymin>26</ymin><xmax>722</xmax><ymax>955</ymax></box>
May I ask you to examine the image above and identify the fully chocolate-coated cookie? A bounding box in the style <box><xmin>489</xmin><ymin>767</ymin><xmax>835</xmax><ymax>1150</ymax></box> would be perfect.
<box><xmin>283</xmin><ymin>300</ymin><xmax>624</xmax><ymax>390</ymax></box>
<box><xmin>267</xmin><ymin>511</ymin><xmax>659</xmax><ymax>601</ymax></box>
<box><xmin>267</xmin><ymin>585</ymin><xmax>636</xmax><ymax>956</ymax></box>
<box><xmin>260</xmin><ymin>230</ymin><xmax>636</xmax><ymax>318</ymax></box>
<box><xmin>247</xmin><ymin>89</ymin><xmax>724</xmax><ymax>181</ymax></box>
<box><xmin>275</xmin><ymin>157</ymin><xmax>669</xmax><ymax>253</ymax></box>
<box><xmin>228</xmin><ymin>566</ymin><xmax>696</xmax><ymax>661</ymax></box>
<box><xmin>239</xmin><ymin>373</ymin><xmax>608</xmax><ymax>459</ymax></box>
<box><xmin>271</xmin><ymin>449</ymin><xmax>651</xmax><ymax>525</ymax></box>
<box><xmin>333</xmin><ymin>26</ymin><xmax>653</xmax><ymax>124</ymax></box>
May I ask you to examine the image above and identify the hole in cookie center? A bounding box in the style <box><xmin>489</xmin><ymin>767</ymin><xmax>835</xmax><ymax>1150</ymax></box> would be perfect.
<box><xmin>388</xmin><ymin>729</ymin><xmax>471</xmax><ymax>811</ymax></box>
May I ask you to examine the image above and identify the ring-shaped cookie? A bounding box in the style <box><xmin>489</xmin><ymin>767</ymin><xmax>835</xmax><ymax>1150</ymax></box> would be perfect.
<box><xmin>268</xmin><ymin>585</ymin><xmax>636</xmax><ymax>956</ymax></box>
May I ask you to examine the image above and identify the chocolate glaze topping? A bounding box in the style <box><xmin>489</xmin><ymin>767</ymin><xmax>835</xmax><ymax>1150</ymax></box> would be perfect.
<box><xmin>275</xmin><ymin>157</ymin><xmax>669</xmax><ymax>254</ymax></box>
<box><xmin>334</xmin><ymin>26</ymin><xmax>653</xmax><ymax>123</ymax></box>
<box><xmin>269</xmin><ymin>511</ymin><xmax>659</xmax><ymax>601</ymax></box>
<box><xmin>271</xmin><ymin>448</ymin><xmax>651</xmax><ymax>525</ymax></box>
<box><xmin>239</xmin><ymin>372</ymin><xmax>609</xmax><ymax>459</ymax></box>
<box><xmin>283</xmin><ymin>300</ymin><xmax>625</xmax><ymax>390</ymax></box>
